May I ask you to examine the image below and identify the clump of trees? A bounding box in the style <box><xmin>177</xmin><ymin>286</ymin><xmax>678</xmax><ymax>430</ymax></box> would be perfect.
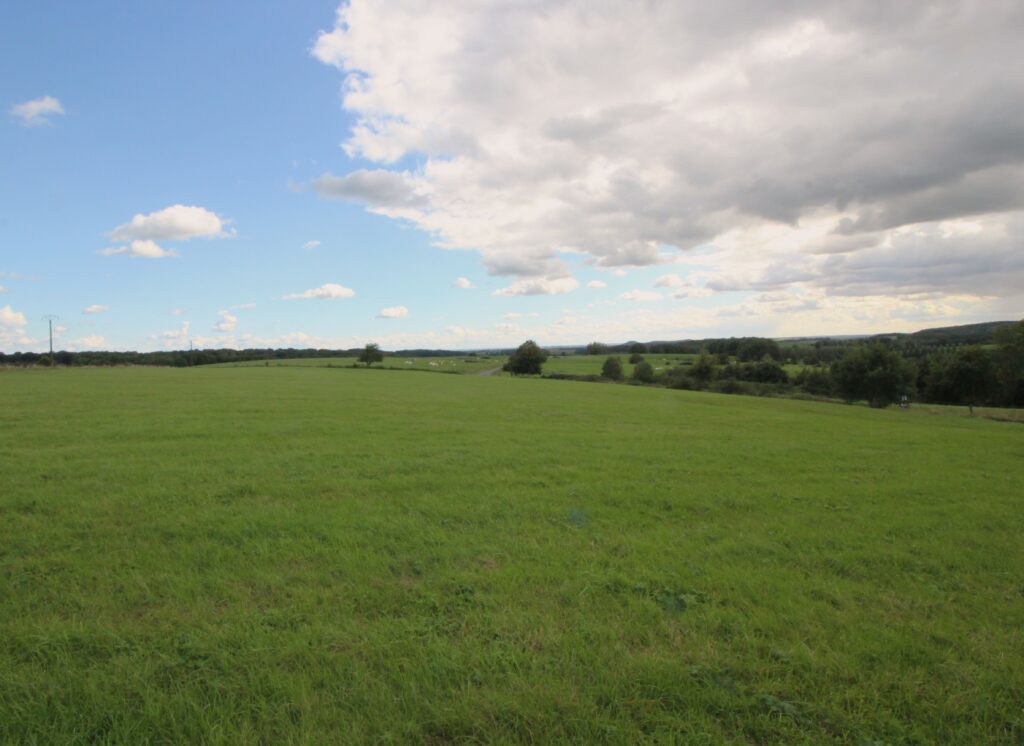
<box><xmin>358</xmin><ymin>343</ymin><xmax>384</xmax><ymax>367</ymax></box>
<box><xmin>831</xmin><ymin>344</ymin><xmax>913</xmax><ymax>407</ymax></box>
<box><xmin>505</xmin><ymin>340</ymin><xmax>548</xmax><ymax>375</ymax></box>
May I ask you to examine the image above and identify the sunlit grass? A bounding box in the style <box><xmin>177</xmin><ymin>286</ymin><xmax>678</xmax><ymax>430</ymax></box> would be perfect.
<box><xmin>1</xmin><ymin>367</ymin><xmax>1021</xmax><ymax>743</ymax></box>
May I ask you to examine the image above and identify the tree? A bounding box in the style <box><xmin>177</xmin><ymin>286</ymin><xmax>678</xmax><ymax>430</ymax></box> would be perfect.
<box><xmin>358</xmin><ymin>342</ymin><xmax>384</xmax><ymax>367</ymax></box>
<box><xmin>586</xmin><ymin>341</ymin><xmax>609</xmax><ymax>355</ymax></box>
<box><xmin>629</xmin><ymin>342</ymin><xmax>648</xmax><ymax>355</ymax></box>
<box><xmin>632</xmin><ymin>360</ymin><xmax>655</xmax><ymax>383</ymax></box>
<box><xmin>994</xmin><ymin>320</ymin><xmax>1024</xmax><ymax>406</ymax></box>
<box><xmin>688</xmin><ymin>352</ymin><xmax>717</xmax><ymax>387</ymax></box>
<box><xmin>831</xmin><ymin>344</ymin><xmax>912</xmax><ymax>407</ymax></box>
<box><xmin>601</xmin><ymin>356</ymin><xmax>623</xmax><ymax>380</ymax></box>
<box><xmin>628</xmin><ymin>352</ymin><xmax>644</xmax><ymax>364</ymax></box>
<box><xmin>945</xmin><ymin>346</ymin><xmax>997</xmax><ymax>415</ymax></box>
<box><xmin>507</xmin><ymin>340</ymin><xmax>548</xmax><ymax>375</ymax></box>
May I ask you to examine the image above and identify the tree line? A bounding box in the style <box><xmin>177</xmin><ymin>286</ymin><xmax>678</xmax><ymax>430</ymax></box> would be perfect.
<box><xmin>525</xmin><ymin>320</ymin><xmax>1024</xmax><ymax>410</ymax></box>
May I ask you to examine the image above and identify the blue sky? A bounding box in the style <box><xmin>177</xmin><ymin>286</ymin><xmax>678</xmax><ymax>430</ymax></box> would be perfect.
<box><xmin>2</xmin><ymin>2</ymin><xmax>1021</xmax><ymax>352</ymax></box>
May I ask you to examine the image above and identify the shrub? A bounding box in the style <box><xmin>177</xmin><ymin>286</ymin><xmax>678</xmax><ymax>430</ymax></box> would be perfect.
<box><xmin>632</xmin><ymin>360</ymin><xmax>655</xmax><ymax>383</ymax></box>
<box><xmin>601</xmin><ymin>356</ymin><xmax>623</xmax><ymax>380</ymax></box>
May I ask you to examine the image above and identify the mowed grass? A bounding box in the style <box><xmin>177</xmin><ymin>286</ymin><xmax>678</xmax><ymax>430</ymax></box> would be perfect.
<box><xmin>1</xmin><ymin>368</ymin><xmax>1022</xmax><ymax>744</ymax></box>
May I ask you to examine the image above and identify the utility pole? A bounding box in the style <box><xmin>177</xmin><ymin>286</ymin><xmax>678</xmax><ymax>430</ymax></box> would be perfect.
<box><xmin>42</xmin><ymin>314</ymin><xmax>59</xmax><ymax>355</ymax></box>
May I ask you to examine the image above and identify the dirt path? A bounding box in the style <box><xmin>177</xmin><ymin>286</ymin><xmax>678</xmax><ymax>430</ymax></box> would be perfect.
<box><xmin>478</xmin><ymin>366</ymin><xmax>503</xmax><ymax>376</ymax></box>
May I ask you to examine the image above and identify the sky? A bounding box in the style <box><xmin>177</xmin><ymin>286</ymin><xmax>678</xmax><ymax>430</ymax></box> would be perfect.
<box><xmin>2</xmin><ymin>1</ymin><xmax>1022</xmax><ymax>353</ymax></box>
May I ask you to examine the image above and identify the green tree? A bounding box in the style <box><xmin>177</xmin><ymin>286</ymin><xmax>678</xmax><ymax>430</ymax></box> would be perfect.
<box><xmin>586</xmin><ymin>341</ymin><xmax>609</xmax><ymax>355</ymax></box>
<box><xmin>629</xmin><ymin>342</ymin><xmax>648</xmax><ymax>355</ymax></box>
<box><xmin>831</xmin><ymin>344</ymin><xmax>912</xmax><ymax>407</ymax></box>
<box><xmin>507</xmin><ymin>340</ymin><xmax>548</xmax><ymax>375</ymax></box>
<box><xmin>601</xmin><ymin>356</ymin><xmax>623</xmax><ymax>380</ymax></box>
<box><xmin>688</xmin><ymin>352</ymin><xmax>717</xmax><ymax>387</ymax></box>
<box><xmin>632</xmin><ymin>360</ymin><xmax>655</xmax><ymax>383</ymax></box>
<box><xmin>945</xmin><ymin>346</ymin><xmax>997</xmax><ymax>415</ymax></box>
<box><xmin>994</xmin><ymin>320</ymin><xmax>1024</xmax><ymax>406</ymax></box>
<box><xmin>358</xmin><ymin>343</ymin><xmax>384</xmax><ymax>367</ymax></box>
<box><xmin>628</xmin><ymin>352</ymin><xmax>644</xmax><ymax>364</ymax></box>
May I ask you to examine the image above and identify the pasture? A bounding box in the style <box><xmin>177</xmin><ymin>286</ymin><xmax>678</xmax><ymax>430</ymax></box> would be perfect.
<box><xmin>542</xmin><ymin>353</ymin><xmax>697</xmax><ymax>377</ymax></box>
<box><xmin>210</xmin><ymin>355</ymin><xmax>501</xmax><ymax>374</ymax></box>
<box><xmin>1</xmin><ymin>367</ymin><xmax>1021</xmax><ymax>743</ymax></box>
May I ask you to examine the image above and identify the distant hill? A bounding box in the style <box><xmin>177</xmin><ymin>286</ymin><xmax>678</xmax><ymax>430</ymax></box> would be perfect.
<box><xmin>902</xmin><ymin>320</ymin><xmax>1014</xmax><ymax>346</ymax></box>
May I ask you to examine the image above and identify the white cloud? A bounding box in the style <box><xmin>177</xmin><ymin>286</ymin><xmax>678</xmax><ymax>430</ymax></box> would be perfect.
<box><xmin>213</xmin><ymin>310</ymin><xmax>237</xmax><ymax>332</ymax></box>
<box><xmin>378</xmin><ymin>305</ymin><xmax>409</xmax><ymax>318</ymax></box>
<box><xmin>282</xmin><ymin>283</ymin><xmax>355</xmax><ymax>300</ymax></box>
<box><xmin>170</xmin><ymin>308</ymin><xmax>183</xmax><ymax>316</ymax></box>
<box><xmin>70</xmin><ymin>335</ymin><xmax>106</xmax><ymax>349</ymax></box>
<box><xmin>231</xmin><ymin>302</ymin><xmax>257</xmax><ymax>310</ymax></box>
<box><xmin>111</xmin><ymin>205</ymin><xmax>229</xmax><ymax>242</ymax></box>
<box><xmin>99</xmin><ymin>240</ymin><xmax>178</xmax><ymax>259</ymax></box>
<box><xmin>0</xmin><ymin>285</ymin><xmax>6</xmax><ymax>294</ymax></box>
<box><xmin>1</xmin><ymin>305</ymin><xmax>27</xmax><ymax>327</ymax></box>
<box><xmin>82</xmin><ymin>304</ymin><xmax>109</xmax><ymax>314</ymax></box>
<box><xmin>10</xmin><ymin>95</ymin><xmax>64</xmax><ymax>126</ymax></box>
<box><xmin>619</xmin><ymin>290</ymin><xmax>663</xmax><ymax>302</ymax></box>
<box><xmin>311</xmin><ymin>1</ymin><xmax>1024</xmax><ymax>318</ymax></box>
<box><xmin>492</xmin><ymin>277</ymin><xmax>579</xmax><ymax>296</ymax></box>
<box><xmin>654</xmin><ymin>274</ymin><xmax>684</xmax><ymax>288</ymax></box>
<box><xmin>303</xmin><ymin>240</ymin><xmax>321</xmax><ymax>250</ymax></box>
<box><xmin>157</xmin><ymin>321</ymin><xmax>190</xmax><ymax>349</ymax></box>
<box><xmin>586</xmin><ymin>280</ymin><xmax>607</xmax><ymax>289</ymax></box>
<box><xmin>452</xmin><ymin>276</ymin><xmax>473</xmax><ymax>289</ymax></box>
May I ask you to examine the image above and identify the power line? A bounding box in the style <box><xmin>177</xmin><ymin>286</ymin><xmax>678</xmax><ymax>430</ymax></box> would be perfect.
<box><xmin>41</xmin><ymin>314</ymin><xmax>59</xmax><ymax>355</ymax></box>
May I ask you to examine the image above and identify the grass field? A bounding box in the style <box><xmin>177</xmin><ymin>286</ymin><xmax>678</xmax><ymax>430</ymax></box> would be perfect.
<box><xmin>1</xmin><ymin>367</ymin><xmax>1022</xmax><ymax>743</ymax></box>
<box><xmin>210</xmin><ymin>355</ymin><xmax>502</xmax><ymax>374</ymax></box>
<box><xmin>542</xmin><ymin>353</ymin><xmax>697</xmax><ymax>377</ymax></box>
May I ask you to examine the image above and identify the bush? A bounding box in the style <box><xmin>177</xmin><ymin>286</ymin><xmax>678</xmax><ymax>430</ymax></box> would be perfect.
<box><xmin>628</xmin><ymin>352</ymin><xmax>644</xmax><ymax>365</ymax></box>
<box><xmin>632</xmin><ymin>360</ymin><xmax>655</xmax><ymax>383</ymax></box>
<box><xmin>601</xmin><ymin>356</ymin><xmax>623</xmax><ymax>380</ymax></box>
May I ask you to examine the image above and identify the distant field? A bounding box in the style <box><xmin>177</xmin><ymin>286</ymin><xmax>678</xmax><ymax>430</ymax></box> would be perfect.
<box><xmin>1</xmin><ymin>367</ymin><xmax>1022</xmax><ymax>743</ymax></box>
<box><xmin>210</xmin><ymin>354</ymin><xmax>502</xmax><ymax>374</ymax></box>
<box><xmin>542</xmin><ymin>353</ymin><xmax>697</xmax><ymax>376</ymax></box>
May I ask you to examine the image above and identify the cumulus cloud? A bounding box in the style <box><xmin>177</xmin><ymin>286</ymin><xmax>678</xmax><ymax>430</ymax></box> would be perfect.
<box><xmin>619</xmin><ymin>290</ymin><xmax>663</xmax><ymax>302</ymax></box>
<box><xmin>492</xmin><ymin>276</ymin><xmax>579</xmax><ymax>296</ymax></box>
<box><xmin>158</xmin><ymin>321</ymin><xmax>190</xmax><ymax>348</ymax></box>
<box><xmin>377</xmin><ymin>305</ymin><xmax>409</xmax><ymax>318</ymax></box>
<box><xmin>101</xmin><ymin>205</ymin><xmax>230</xmax><ymax>259</ymax></box>
<box><xmin>213</xmin><ymin>310</ymin><xmax>237</xmax><ymax>332</ymax></box>
<box><xmin>1</xmin><ymin>305</ymin><xmax>27</xmax><ymax>327</ymax></box>
<box><xmin>312</xmin><ymin>170</ymin><xmax>427</xmax><ymax>209</ymax></box>
<box><xmin>312</xmin><ymin>1</ymin><xmax>1024</xmax><ymax>315</ymax></box>
<box><xmin>111</xmin><ymin>205</ymin><xmax>229</xmax><ymax>242</ymax></box>
<box><xmin>82</xmin><ymin>304</ymin><xmax>109</xmax><ymax>314</ymax></box>
<box><xmin>282</xmin><ymin>283</ymin><xmax>355</xmax><ymax>300</ymax></box>
<box><xmin>452</xmin><ymin>276</ymin><xmax>473</xmax><ymax>289</ymax></box>
<box><xmin>10</xmin><ymin>95</ymin><xmax>64</xmax><ymax>126</ymax></box>
<box><xmin>70</xmin><ymin>335</ymin><xmax>106</xmax><ymax>349</ymax></box>
<box><xmin>303</xmin><ymin>240</ymin><xmax>321</xmax><ymax>250</ymax></box>
<box><xmin>586</xmin><ymin>280</ymin><xmax>607</xmax><ymax>289</ymax></box>
<box><xmin>99</xmin><ymin>240</ymin><xmax>177</xmax><ymax>259</ymax></box>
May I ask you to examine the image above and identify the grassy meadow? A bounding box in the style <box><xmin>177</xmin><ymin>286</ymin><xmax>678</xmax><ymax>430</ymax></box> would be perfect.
<box><xmin>1</xmin><ymin>366</ymin><xmax>1022</xmax><ymax>743</ymax></box>
<box><xmin>210</xmin><ymin>355</ymin><xmax>502</xmax><ymax>374</ymax></box>
<box><xmin>542</xmin><ymin>353</ymin><xmax>697</xmax><ymax>377</ymax></box>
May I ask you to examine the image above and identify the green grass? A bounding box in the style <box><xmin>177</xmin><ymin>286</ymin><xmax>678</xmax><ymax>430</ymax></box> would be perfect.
<box><xmin>542</xmin><ymin>353</ymin><xmax>697</xmax><ymax>376</ymax></box>
<box><xmin>1</xmin><ymin>367</ymin><xmax>1022</xmax><ymax>743</ymax></box>
<box><xmin>209</xmin><ymin>354</ymin><xmax>502</xmax><ymax>374</ymax></box>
